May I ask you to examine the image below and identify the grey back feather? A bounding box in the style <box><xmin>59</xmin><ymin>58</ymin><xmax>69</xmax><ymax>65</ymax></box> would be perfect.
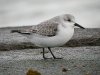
<box><xmin>31</xmin><ymin>16</ymin><xmax>60</xmax><ymax>36</ymax></box>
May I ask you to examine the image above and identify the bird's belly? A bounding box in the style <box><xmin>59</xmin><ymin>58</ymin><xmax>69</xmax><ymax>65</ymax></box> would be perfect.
<box><xmin>30</xmin><ymin>28</ymin><xmax>74</xmax><ymax>47</ymax></box>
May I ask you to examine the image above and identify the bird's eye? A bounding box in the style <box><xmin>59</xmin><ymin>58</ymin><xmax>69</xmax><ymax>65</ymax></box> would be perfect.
<box><xmin>67</xmin><ymin>19</ymin><xmax>71</xmax><ymax>22</ymax></box>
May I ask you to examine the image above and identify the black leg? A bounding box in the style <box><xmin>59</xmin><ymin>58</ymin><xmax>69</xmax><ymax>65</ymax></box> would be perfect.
<box><xmin>43</xmin><ymin>48</ymin><xmax>47</xmax><ymax>59</ymax></box>
<box><xmin>48</xmin><ymin>47</ymin><xmax>56</xmax><ymax>59</ymax></box>
<box><xmin>42</xmin><ymin>48</ymin><xmax>52</xmax><ymax>59</ymax></box>
<box><xmin>48</xmin><ymin>47</ymin><xmax>62</xmax><ymax>59</ymax></box>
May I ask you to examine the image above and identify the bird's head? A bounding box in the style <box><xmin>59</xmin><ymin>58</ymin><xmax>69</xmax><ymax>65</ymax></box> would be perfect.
<box><xmin>60</xmin><ymin>14</ymin><xmax>85</xmax><ymax>29</ymax></box>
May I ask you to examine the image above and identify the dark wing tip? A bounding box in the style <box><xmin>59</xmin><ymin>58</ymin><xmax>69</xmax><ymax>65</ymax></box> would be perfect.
<box><xmin>11</xmin><ymin>30</ymin><xmax>21</xmax><ymax>33</ymax></box>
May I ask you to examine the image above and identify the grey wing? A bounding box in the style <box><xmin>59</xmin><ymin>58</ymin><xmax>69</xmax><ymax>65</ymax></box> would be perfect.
<box><xmin>31</xmin><ymin>22</ymin><xmax>59</xmax><ymax>37</ymax></box>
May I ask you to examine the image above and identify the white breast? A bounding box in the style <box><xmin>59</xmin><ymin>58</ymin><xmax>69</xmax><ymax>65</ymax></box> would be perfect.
<box><xmin>28</xmin><ymin>24</ymin><xmax>74</xmax><ymax>47</ymax></box>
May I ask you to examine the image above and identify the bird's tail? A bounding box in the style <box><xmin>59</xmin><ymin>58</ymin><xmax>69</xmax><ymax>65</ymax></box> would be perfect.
<box><xmin>11</xmin><ymin>30</ymin><xmax>31</xmax><ymax>35</ymax></box>
<box><xmin>11</xmin><ymin>30</ymin><xmax>21</xmax><ymax>33</ymax></box>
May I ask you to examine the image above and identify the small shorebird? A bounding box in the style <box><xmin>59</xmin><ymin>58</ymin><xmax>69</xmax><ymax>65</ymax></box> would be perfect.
<box><xmin>11</xmin><ymin>14</ymin><xmax>85</xmax><ymax>59</ymax></box>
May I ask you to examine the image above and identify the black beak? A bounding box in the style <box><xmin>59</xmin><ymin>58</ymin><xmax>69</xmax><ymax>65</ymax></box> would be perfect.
<box><xmin>74</xmin><ymin>23</ymin><xmax>85</xmax><ymax>29</ymax></box>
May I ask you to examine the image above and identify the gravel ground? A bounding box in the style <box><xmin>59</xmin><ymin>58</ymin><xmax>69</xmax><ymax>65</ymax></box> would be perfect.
<box><xmin>0</xmin><ymin>46</ymin><xmax>100</xmax><ymax>75</ymax></box>
<box><xmin>0</xmin><ymin>27</ymin><xmax>100</xmax><ymax>75</ymax></box>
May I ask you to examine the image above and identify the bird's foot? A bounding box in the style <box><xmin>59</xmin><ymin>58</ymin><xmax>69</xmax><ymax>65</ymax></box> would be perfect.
<box><xmin>53</xmin><ymin>57</ymin><xmax>63</xmax><ymax>59</ymax></box>
<box><xmin>43</xmin><ymin>57</ymin><xmax>52</xmax><ymax>60</ymax></box>
<box><xmin>43</xmin><ymin>56</ymin><xmax>62</xmax><ymax>59</ymax></box>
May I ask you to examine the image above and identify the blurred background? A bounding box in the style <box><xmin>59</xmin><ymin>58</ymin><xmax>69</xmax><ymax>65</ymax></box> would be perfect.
<box><xmin>0</xmin><ymin>0</ymin><xmax>100</xmax><ymax>28</ymax></box>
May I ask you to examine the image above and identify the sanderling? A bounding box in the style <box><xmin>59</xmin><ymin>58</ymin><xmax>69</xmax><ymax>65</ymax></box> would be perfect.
<box><xmin>11</xmin><ymin>14</ymin><xmax>85</xmax><ymax>59</ymax></box>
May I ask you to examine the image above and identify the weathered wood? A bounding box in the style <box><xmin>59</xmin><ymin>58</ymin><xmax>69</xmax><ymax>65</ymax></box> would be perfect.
<box><xmin>0</xmin><ymin>26</ymin><xmax>100</xmax><ymax>50</ymax></box>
